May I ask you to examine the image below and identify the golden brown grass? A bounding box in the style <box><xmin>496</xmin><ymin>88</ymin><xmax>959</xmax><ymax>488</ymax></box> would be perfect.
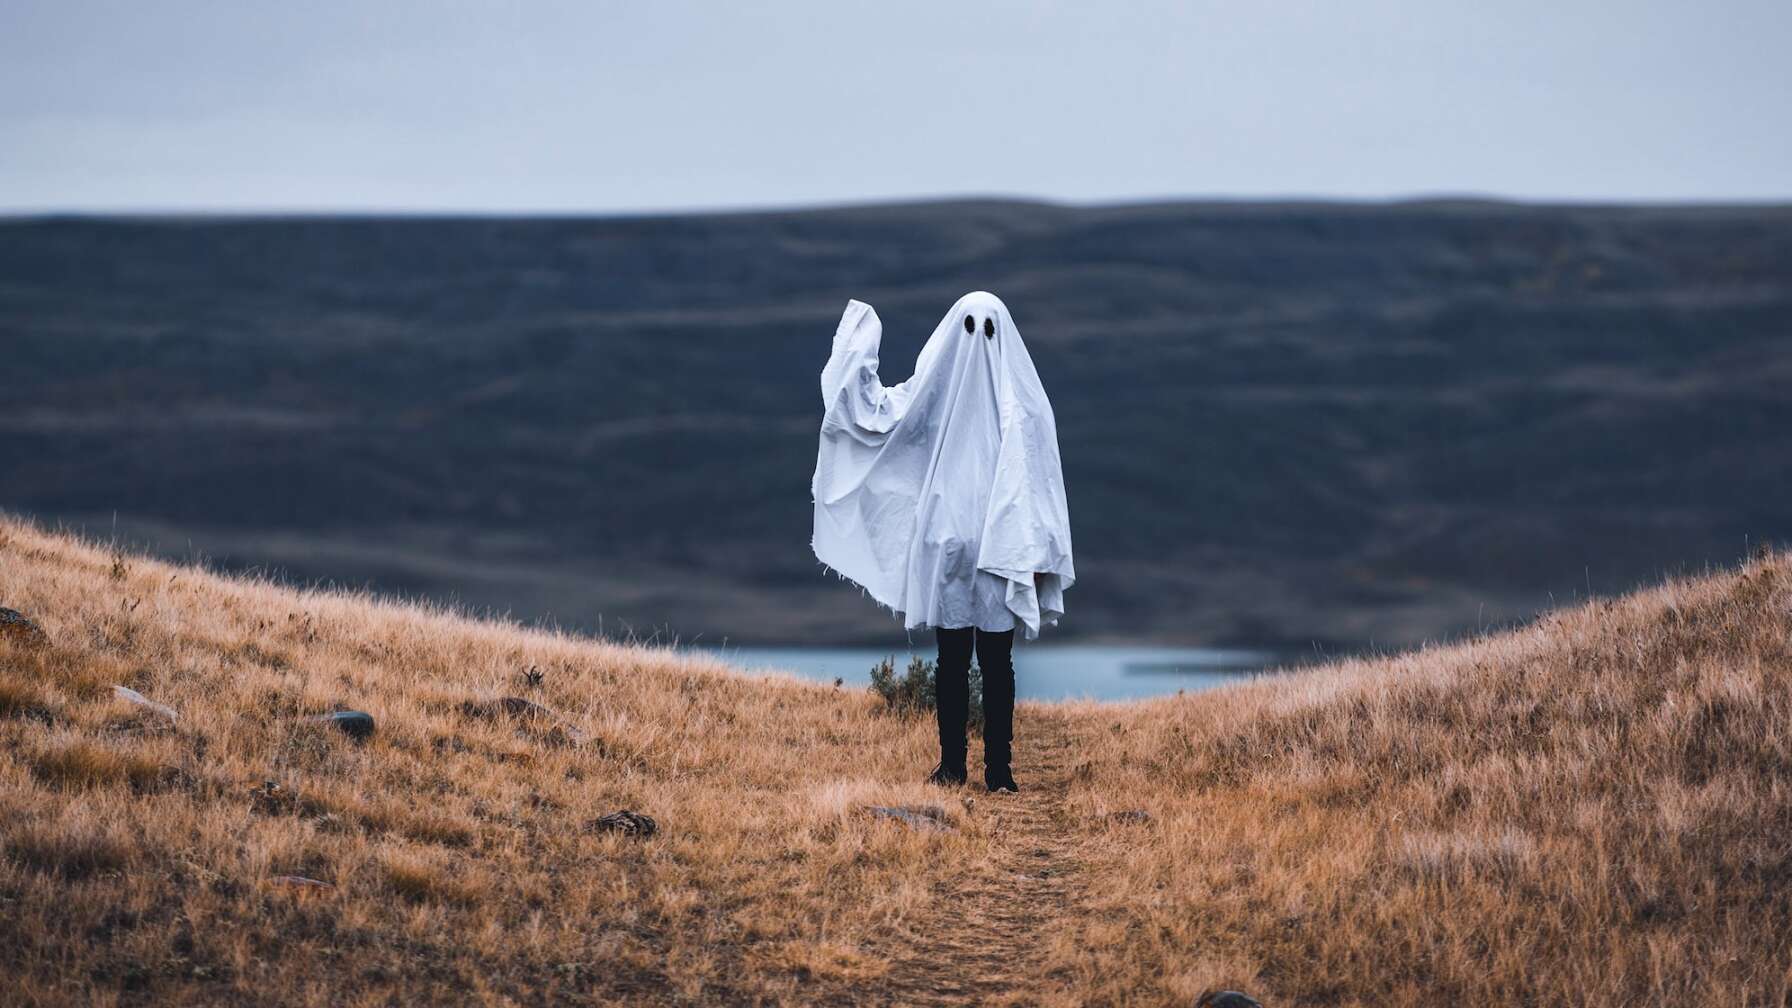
<box><xmin>1046</xmin><ymin>560</ymin><xmax>1792</xmax><ymax>1005</ymax></box>
<box><xmin>2</xmin><ymin>514</ymin><xmax>1789</xmax><ymax>1005</ymax></box>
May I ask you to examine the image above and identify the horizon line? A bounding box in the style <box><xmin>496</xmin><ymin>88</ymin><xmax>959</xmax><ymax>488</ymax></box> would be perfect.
<box><xmin>5</xmin><ymin>190</ymin><xmax>1792</xmax><ymax>222</ymax></box>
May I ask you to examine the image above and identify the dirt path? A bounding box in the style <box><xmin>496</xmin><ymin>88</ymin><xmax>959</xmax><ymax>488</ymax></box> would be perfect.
<box><xmin>870</xmin><ymin>707</ymin><xmax>1088</xmax><ymax>1006</ymax></box>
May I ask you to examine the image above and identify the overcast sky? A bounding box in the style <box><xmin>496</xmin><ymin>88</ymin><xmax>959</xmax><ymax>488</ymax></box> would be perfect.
<box><xmin>3</xmin><ymin>1</ymin><xmax>1788</xmax><ymax>213</ymax></box>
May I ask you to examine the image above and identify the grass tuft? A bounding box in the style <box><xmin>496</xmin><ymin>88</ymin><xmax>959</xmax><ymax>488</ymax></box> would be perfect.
<box><xmin>382</xmin><ymin>851</ymin><xmax>482</xmax><ymax>906</ymax></box>
<box><xmin>30</xmin><ymin>739</ymin><xmax>168</xmax><ymax>791</ymax></box>
<box><xmin>0</xmin><ymin>676</ymin><xmax>56</xmax><ymax>724</ymax></box>
<box><xmin>5</xmin><ymin>815</ymin><xmax>134</xmax><ymax>879</ymax></box>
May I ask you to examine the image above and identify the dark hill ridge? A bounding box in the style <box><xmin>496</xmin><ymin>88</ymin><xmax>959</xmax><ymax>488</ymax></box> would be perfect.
<box><xmin>4</xmin><ymin>199</ymin><xmax>1790</xmax><ymax>646</ymax></box>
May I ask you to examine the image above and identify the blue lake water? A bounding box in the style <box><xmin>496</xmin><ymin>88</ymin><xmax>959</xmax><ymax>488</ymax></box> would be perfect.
<box><xmin>698</xmin><ymin>644</ymin><xmax>1280</xmax><ymax>702</ymax></box>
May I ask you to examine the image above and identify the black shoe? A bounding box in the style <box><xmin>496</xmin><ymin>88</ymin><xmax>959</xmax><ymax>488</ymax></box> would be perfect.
<box><xmin>985</xmin><ymin>769</ymin><xmax>1019</xmax><ymax>794</ymax></box>
<box><xmin>926</xmin><ymin>762</ymin><xmax>967</xmax><ymax>787</ymax></box>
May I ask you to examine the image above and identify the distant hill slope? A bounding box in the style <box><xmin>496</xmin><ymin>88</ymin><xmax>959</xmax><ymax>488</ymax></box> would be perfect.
<box><xmin>3</xmin><ymin>200</ymin><xmax>1791</xmax><ymax>645</ymax></box>
<box><xmin>3</xmin><ymin>515</ymin><xmax>1788</xmax><ymax>1004</ymax></box>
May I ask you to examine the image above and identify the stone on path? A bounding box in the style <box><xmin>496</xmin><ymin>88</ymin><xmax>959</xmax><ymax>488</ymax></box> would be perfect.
<box><xmin>0</xmin><ymin>607</ymin><xmax>49</xmax><ymax>649</ymax></box>
<box><xmin>111</xmin><ymin>685</ymin><xmax>178</xmax><ymax>723</ymax></box>
<box><xmin>586</xmin><ymin>810</ymin><xmax>657</xmax><ymax>837</ymax></box>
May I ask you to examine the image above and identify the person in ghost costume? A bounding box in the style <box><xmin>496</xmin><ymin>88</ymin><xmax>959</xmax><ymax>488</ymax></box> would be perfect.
<box><xmin>811</xmin><ymin>291</ymin><xmax>1074</xmax><ymax>792</ymax></box>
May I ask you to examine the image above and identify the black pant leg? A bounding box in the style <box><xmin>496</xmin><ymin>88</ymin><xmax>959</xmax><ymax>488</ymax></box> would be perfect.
<box><xmin>975</xmin><ymin>628</ymin><xmax>1016</xmax><ymax>776</ymax></box>
<box><xmin>935</xmin><ymin>628</ymin><xmax>973</xmax><ymax>772</ymax></box>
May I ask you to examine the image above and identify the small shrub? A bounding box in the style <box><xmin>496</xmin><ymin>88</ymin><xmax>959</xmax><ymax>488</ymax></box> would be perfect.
<box><xmin>868</xmin><ymin>655</ymin><xmax>931</xmax><ymax>714</ymax></box>
<box><xmin>868</xmin><ymin>655</ymin><xmax>983</xmax><ymax>734</ymax></box>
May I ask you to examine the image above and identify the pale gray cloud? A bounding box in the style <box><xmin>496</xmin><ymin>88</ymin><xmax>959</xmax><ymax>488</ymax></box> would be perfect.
<box><xmin>3</xmin><ymin>0</ymin><xmax>1787</xmax><ymax>211</ymax></box>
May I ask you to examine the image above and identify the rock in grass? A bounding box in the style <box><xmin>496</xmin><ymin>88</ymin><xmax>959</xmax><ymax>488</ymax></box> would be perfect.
<box><xmin>0</xmin><ymin>607</ymin><xmax>49</xmax><ymax>649</ymax></box>
<box><xmin>462</xmin><ymin>696</ymin><xmax>586</xmax><ymax>746</ymax></box>
<box><xmin>1195</xmin><ymin>991</ymin><xmax>1262</xmax><ymax>1008</ymax></box>
<box><xmin>496</xmin><ymin>696</ymin><xmax>554</xmax><ymax>720</ymax></box>
<box><xmin>863</xmin><ymin>805</ymin><xmax>953</xmax><ymax>832</ymax></box>
<box><xmin>586</xmin><ymin>811</ymin><xmax>657</xmax><ymax>837</ymax></box>
<box><xmin>265</xmin><ymin>875</ymin><xmax>334</xmax><ymax>898</ymax></box>
<box><xmin>149</xmin><ymin>764</ymin><xmax>197</xmax><ymax>793</ymax></box>
<box><xmin>248</xmin><ymin>780</ymin><xmax>296</xmax><ymax>816</ymax></box>
<box><xmin>1105</xmin><ymin>809</ymin><xmax>1152</xmax><ymax>825</ymax></box>
<box><xmin>463</xmin><ymin>696</ymin><xmax>555</xmax><ymax>721</ymax></box>
<box><xmin>539</xmin><ymin>724</ymin><xmax>586</xmax><ymax>748</ymax></box>
<box><xmin>111</xmin><ymin>685</ymin><xmax>178</xmax><ymax>723</ymax></box>
<box><xmin>311</xmin><ymin>710</ymin><xmax>375</xmax><ymax>740</ymax></box>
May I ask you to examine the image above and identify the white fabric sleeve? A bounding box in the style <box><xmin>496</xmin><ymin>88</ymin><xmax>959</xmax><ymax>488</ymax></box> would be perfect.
<box><xmin>819</xmin><ymin>300</ymin><xmax>908</xmax><ymax>439</ymax></box>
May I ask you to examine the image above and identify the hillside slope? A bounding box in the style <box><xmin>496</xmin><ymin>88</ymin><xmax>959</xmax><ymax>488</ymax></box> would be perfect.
<box><xmin>5</xmin><ymin>201</ymin><xmax>1791</xmax><ymax>647</ymax></box>
<box><xmin>2</xmin><ymin>516</ymin><xmax>1789</xmax><ymax>1005</ymax></box>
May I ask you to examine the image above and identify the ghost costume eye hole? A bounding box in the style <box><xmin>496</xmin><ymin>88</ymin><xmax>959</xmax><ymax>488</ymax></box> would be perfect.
<box><xmin>983</xmin><ymin>317</ymin><xmax>995</xmax><ymax>340</ymax></box>
<box><xmin>963</xmin><ymin>314</ymin><xmax>975</xmax><ymax>334</ymax></box>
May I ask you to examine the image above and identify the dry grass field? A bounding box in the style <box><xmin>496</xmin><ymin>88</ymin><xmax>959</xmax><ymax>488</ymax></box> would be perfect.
<box><xmin>2</xmin><ymin>513</ymin><xmax>1789</xmax><ymax>1006</ymax></box>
